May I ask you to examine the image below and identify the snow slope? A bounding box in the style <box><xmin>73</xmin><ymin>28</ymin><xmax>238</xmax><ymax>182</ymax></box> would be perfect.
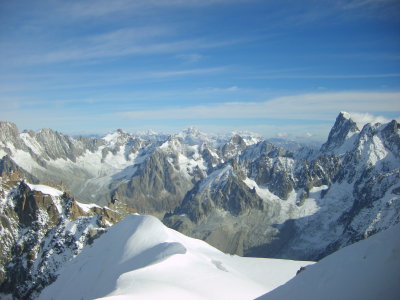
<box><xmin>258</xmin><ymin>224</ymin><xmax>400</xmax><ymax>300</ymax></box>
<box><xmin>38</xmin><ymin>214</ymin><xmax>312</xmax><ymax>300</ymax></box>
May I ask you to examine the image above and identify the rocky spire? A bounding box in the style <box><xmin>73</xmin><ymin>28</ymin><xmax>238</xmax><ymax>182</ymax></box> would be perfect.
<box><xmin>320</xmin><ymin>112</ymin><xmax>360</xmax><ymax>154</ymax></box>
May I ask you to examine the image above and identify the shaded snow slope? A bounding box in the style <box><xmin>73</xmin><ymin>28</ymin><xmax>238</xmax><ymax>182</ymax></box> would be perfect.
<box><xmin>258</xmin><ymin>224</ymin><xmax>400</xmax><ymax>300</ymax></box>
<box><xmin>39</xmin><ymin>214</ymin><xmax>312</xmax><ymax>300</ymax></box>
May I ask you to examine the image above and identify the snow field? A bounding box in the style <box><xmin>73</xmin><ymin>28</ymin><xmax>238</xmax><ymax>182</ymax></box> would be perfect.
<box><xmin>39</xmin><ymin>214</ymin><xmax>312</xmax><ymax>300</ymax></box>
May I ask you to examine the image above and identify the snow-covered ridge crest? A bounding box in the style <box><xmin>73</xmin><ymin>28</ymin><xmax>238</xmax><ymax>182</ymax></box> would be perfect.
<box><xmin>38</xmin><ymin>214</ymin><xmax>312</xmax><ymax>300</ymax></box>
<box><xmin>25</xmin><ymin>182</ymin><xmax>103</xmax><ymax>214</ymax></box>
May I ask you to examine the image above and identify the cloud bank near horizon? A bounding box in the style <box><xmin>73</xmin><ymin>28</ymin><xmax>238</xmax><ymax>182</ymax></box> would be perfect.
<box><xmin>117</xmin><ymin>91</ymin><xmax>399</xmax><ymax>121</ymax></box>
<box><xmin>2</xmin><ymin>91</ymin><xmax>398</xmax><ymax>141</ymax></box>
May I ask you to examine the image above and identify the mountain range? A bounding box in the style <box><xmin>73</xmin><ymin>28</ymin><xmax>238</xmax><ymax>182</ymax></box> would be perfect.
<box><xmin>0</xmin><ymin>111</ymin><xmax>399</xmax><ymax>298</ymax></box>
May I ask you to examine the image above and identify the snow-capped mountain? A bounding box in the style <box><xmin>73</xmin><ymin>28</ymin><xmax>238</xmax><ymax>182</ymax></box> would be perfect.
<box><xmin>37</xmin><ymin>214</ymin><xmax>312</xmax><ymax>300</ymax></box>
<box><xmin>257</xmin><ymin>223</ymin><xmax>400</xmax><ymax>300</ymax></box>
<box><xmin>320</xmin><ymin>111</ymin><xmax>361</xmax><ymax>154</ymax></box>
<box><xmin>0</xmin><ymin>112</ymin><xmax>399</xmax><ymax>261</ymax></box>
<box><xmin>164</xmin><ymin>112</ymin><xmax>400</xmax><ymax>259</ymax></box>
<box><xmin>0</xmin><ymin>173</ymin><xmax>135</xmax><ymax>299</ymax></box>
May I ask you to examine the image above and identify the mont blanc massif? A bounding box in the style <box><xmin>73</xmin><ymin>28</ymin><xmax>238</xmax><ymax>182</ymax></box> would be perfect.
<box><xmin>0</xmin><ymin>112</ymin><xmax>399</xmax><ymax>299</ymax></box>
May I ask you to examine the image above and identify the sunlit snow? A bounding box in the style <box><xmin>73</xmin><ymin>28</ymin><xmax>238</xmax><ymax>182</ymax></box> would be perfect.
<box><xmin>38</xmin><ymin>214</ymin><xmax>312</xmax><ymax>300</ymax></box>
<box><xmin>258</xmin><ymin>224</ymin><xmax>400</xmax><ymax>300</ymax></box>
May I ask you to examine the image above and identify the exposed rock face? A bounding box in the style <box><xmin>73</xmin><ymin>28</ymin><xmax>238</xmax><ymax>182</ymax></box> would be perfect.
<box><xmin>0</xmin><ymin>122</ymin><xmax>24</xmax><ymax>152</ymax></box>
<box><xmin>111</xmin><ymin>148</ymin><xmax>193</xmax><ymax>214</ymax></box>
<box><xmin>0</xmin><ymin>123</ymin><xmax>219</xmax><ymax>212</ymax></box>
<box><xmin>0</xmin><ymin>155</ymin><xmax>39</xmax><ymax>183</ymax></box>
<box><xmin>0</xmin><ymin>176</ymin><xmax>135</xmax><ymax>299</ymax></box>
<box><xmin>220</xmin><ymin>134</ymin><xmax>248</xmax><ymax>159</ymax></box>
<box><xmin>173</xmin><ymin>165</ymin><xmax>264</xmax><ymax>223</ymax></box>
<box><xmin>0</xmin><ymin>114</ymin><xmax>399</xmax><ymax>261</ymax></box>
<box><xmin>320</xmin><ymin>112</ymin><xmax>360</xmax><ymax>153</ymax></box>
<box><xmin>164</xmin><ymin>116</ymin><xmax>400</xmax><ymax>259</ymax></box>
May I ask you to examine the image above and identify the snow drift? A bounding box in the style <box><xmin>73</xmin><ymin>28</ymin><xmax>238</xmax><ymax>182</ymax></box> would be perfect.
<box><xmin>38</xmin><ymin>214</ymin><xmax>311</xmax><ymax>300</ymax></box>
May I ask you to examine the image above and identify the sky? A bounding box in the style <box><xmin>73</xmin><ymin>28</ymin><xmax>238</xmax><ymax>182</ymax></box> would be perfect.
<box><xmin>0</xmin><ymin>0</ymin><xmax>399</xmax><ymax>141</ymax></box>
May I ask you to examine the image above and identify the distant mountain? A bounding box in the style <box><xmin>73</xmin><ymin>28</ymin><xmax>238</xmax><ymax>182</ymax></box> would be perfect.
<box><xmin>0</xmin><ymin>112</ymin><xmax>399</xmax><ymax>261</ymax></box>
<box><xmin>257</xmin><ymin>224</ymin><xmax>400</xmax><ymax>300</ymax></box>
<box><xmin>165</xmin><ymin>112</ymin><xmax>400</xmax><ymax>259</ymax></box>
<box><xmin>265</xmin><ymin>137</ymin><xmax>320</xmax><ymax>153</ymax></box>
<box><xmin>0</xmin><ymin>123</ymin><xmax>260</xmax><ymax>213</ymax></box>
<box><xmin>37</xmin><ymin>214</ymin><xmax>311</xmax><ymax>300</ymax></box>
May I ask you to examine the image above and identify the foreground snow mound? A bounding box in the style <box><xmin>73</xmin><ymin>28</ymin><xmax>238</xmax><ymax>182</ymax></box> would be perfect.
<box><xmin>258</xmin><ymin>224</ymin><xmax>400</xmax><ymax>300</ymax></box>
<box><xmin>39</xmin><ymin>214</ymin><xmax>311</xmax><ymax>300</ymax></box>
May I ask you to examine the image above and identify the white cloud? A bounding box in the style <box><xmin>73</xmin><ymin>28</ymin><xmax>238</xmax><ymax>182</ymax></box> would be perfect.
<box><xmin>346</xmin><ymin>112</ymin><xmax>393</xmax><ymax>128</ymax></box>
<box><xmin>118</xmin><ymin>91</ymin><xmax>400</xmax><ymax>121</ymax></box>
<box><xmin>276</xmin><ymin>132</ymin><xmax>289</xmax><ymax>138</ymax></box>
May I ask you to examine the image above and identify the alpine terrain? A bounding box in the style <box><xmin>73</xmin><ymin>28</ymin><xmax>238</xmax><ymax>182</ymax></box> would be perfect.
<box><xmin>0</xmin><ymin>173</ymin><xmax>135</xmax><ymax>299</ymax></box>
<box><xmin>0</xmin><ymin>111</ymin><xmax>399</xmax><ymax>298</ymax></box>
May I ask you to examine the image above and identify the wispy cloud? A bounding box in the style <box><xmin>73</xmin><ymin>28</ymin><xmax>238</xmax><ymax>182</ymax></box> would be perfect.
<box><xmin>0</xmin><ymin>67</ymin><xmax>227</xmax><ymax>95</ymax></box>
<box><xmin>16</xmin><ymin>30</ymin><xmax>247</xmax><ymax>65</ymax></box>
<box><xmin>175</xmin><ymin>53</ymin><xmax>204</xmax><ymax>64</ymax></box>
<box><xmin>117</xmin><ymin>91</ymin><xmax>400</xmax><ymax>121</ymax></box>
<box><xmin>146</xmin><ymin>67</ymin><xmax>226</xmax><ymax>78</ymax></box>
<box><xmin>248</xmin><ymin>73</ymin><xmax>400</xmax><ymax>79</ymax></box>
<box><xmin>334</xmin><ymin>0</ymin><xmax>400</xmax><ymax>20</ymax></box>
<box><xmin>273</xmin><ymin>0</ymin><xmax>400</xmax><ymax>28</ymax></box>
<box><xmin>62</xmin><ymin>0</ymin><xmax>254</xmax><ymax>19</ymax></box>
<box><xmin>346</xmin><ymin>112</ymin><xmax>392</xmax><ymax>128</ymax></box>
<box><xmin>195</xmin><ymin>86</ymin><xmax>240</xmax><ymax>93</ymax></box>
<box><xmin>339</xmin><ymin>0</ymin><xmax>398</xmax><ymax>10</ymax></box>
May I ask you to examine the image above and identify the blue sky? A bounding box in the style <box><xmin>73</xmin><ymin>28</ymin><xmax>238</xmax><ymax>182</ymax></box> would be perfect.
<box><xmin>0</xmin><ymin>0</ymin><xmax>399</xmax><ymax>140</ymax></box>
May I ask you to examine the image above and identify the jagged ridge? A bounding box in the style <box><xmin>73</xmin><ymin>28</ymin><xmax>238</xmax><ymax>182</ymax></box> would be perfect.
<box><xmin>0</xmin><ymin>174</ymin><xmax>135</xmax><ymax>299</ymax></box>
<box><xmin>0</xmin><ymin>113</ymin><xmax>399</xmax><ymax>260</ymax></box>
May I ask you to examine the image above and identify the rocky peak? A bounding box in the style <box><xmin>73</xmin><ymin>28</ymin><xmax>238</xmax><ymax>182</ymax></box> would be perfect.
<box><xmin>221</xmin><ymin>134</ymin><xmax>247</xmax><ymax>159</ymax></box>
<box><xmin>0</xmin><ymin>121</ymin><xmax>19</xmax><ymax>143</ymax></box>
<box><xmin>76</xmin><ymin>135</ymin><xmax>104</xmax><ymax>153</ymax></box>
<box><xmin>381</xmin><ymin>120</ymin><xmax>400</xmax><ymax>156</ymax></box>
<box><xmin>320</xmin><ymin>112</ymin><xmax>360</xmax><ymax>154</ymax></box>
<box><xmin>32</xmin><ymin>129</ymin><xmax>77</xmax><ymax>161</ymax></box>
<box><xmin>0</xmin><ymin>122</ymin><xmax>27</xmax><ymax>153</ymax></box>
